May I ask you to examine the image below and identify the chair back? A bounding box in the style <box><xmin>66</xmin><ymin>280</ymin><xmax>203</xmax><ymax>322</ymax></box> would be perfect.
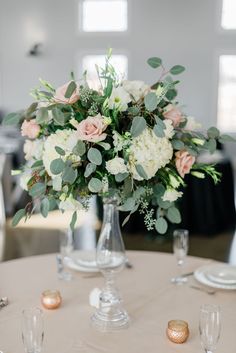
<box><xmin>0</xmin><ymin>154</ymin><xmax>6</xmax><ymax>261</ymax></box>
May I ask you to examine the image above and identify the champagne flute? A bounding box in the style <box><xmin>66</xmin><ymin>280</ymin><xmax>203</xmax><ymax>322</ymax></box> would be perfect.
<box><xmin>57</xmin><ymin>228</ymin><xmax>73</xmax><ymax>281</ymax></box>
<box><xmin>199</xmin><ymin>304</ymin><xmax>221</xmax><ymax>353</ymax></box>
<box><xmin>22</xmin><ymin>307</ymin><xmax>44</xmax><ymax>353</ymax></box>
<box><xmin>171</xmin><ymin>229</ymin><xmax>189</xmax><ymax>284</ymax></box>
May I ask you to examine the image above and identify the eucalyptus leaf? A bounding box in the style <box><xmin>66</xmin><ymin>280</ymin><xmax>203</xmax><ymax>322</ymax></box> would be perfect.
<box><xmin>170</xmin><ymin>65</ymin><xmax>185</xmax><ymax>75</ymax></box>
<box><xmin>87</xmin><ymin>148</ymin><xmax>102</xmax><ymax>166</ymax></box>
<box><xmin>62</xmin><ymin>167</ymin><xmax>77</xmax><ymax>184</ymax></box>
<box><xmin>55</xmin><ymin>146</ymin><xmax>65</xmax><ymax>156</ymax></box>
<box><xmin>29</xmin><ymin>182</ymin><xmax>46</xmax><ymax>198</ymax></box>
<box><xmin>70</xmin><ymin>211</ymin><xmax>77</xmax><ymax>230</ymax></box>
<box><xmin>167</xmin><ymin>206</ymin><xmax>181</xmax><ymax>224</ymax></box>
<box><xmin>31</xmin><ymin>160</ymin><xmax>44</xmax><ymax>169</ymax></box>
<box><xmin>73</xmin><ymin>141</ymin><xmax>86</xmax><ymax>156</ymax></box>
<box><xmin>98</xmin><ymin>142</ymin><xmax>111</xmax><ymax>150</ymax></box>
<box><xmin>172</xmin><ymin>140</ymin><xmax>185</xmax><ymax>150</ymax></box>
<box><xmin>12</xmin><ymin>209</ymin><xmax>26</xmax><ymax>227</ymax></box>
<box><xmin>130</xmin><ymin>116</ymin><xmax>147</xmax><ymax>137</ymax></box>
<box><xmin>153</xmin><ymin>116</ymin><xmax>166</xmax><ymax>138</ymax></box>
<box><xmin>84</xmin><ymin>163</ymin><xmax>96</xmax><ymax>178</ymax></box>
<box><xmin>26</xmin><ymin>102</ymin><xmax>38</xmax><ymax>116</ymax></box>
<box><xmin>165</xmin><ymin>89</ymin><xmax>177</xmax><ymax>101</ymax></box>
<box><xmin>136</xmin><ymin>164</ymin><xmax>148</xmax><ymax>180</ymax></box>
<box><xmin>52</xmin><ymin>107</ymin><xmax>65</xmax><ymax>126</ymax></box>
<box><xmin>204</xmin><ymin>139</ymin><xmax>217</xmax><ymax>154</ymax></box>
<box><xmin>144</xmin><ymin>92</ymin><xmax>158</xmax><ymax>112</ymax></box>
<box><xmin>50</xmin><ymin>158</ymin><xmax>65</xmax><ymax>175</ymax></box>
<box><xmin>88</xmin><ymin>178</ymin><xmax>103</xmax><ymax>193</ymax></box>
<box><xmin>119</xmin><ymin>197</ymin><xmax>136</xmax><ymax>212</ymax></box>
<box><xmin>147</xmin><ymin>57</ymin><xmax>162</xmax><ymax>68</ymax></box>
<box><xmin>115</xmin><ymin>173</ymin><xmax>129</xmax><ymax>182</ymax></box>
<box><xmin>128</xmin><ymin>106</ymin><xmax>140</xmax><ymax>115</ymax></box>
<box><xmin>219</xmin><ymin>134</ymin><xmax>236</xmax><ymax>143</ymax></box>
<box><xmin>155</xmin><ymin>217</ymin><xmax>168</xmax><ymax>234</ymax></box>
<box><xmin>40</xmin><ymin>198</ymin><xmax>50</xmax><ymax>218</ymax></box>
<box><xmin>2</xmin><ymin>112</ymin><xmax>22</xmax><ymax>126</ymax></box>
<box><xmin>207</xmin><ymin>127</ymin><xmax>220</xmax><ymax>139</ymax></box>
<box><xmin>36</xmin><ymin>107</ymin><xmax>49</xmax><ymax>124</ymax></box>
<box><xmin>64</xmin><ymin>81</ymin><xmax>77</xmax><ymax>99</ymax></box>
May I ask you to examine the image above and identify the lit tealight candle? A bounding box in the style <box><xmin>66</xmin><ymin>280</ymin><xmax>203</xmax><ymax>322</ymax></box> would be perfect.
<box><xmin>41</xmin><ymin>290</ymin><xmax>62</xmax><ymax>310</ymax></box>
<box><xmin>166</xmin><ymin>320</ymin><xmax>189</xmax><ymax>344</ymax></box>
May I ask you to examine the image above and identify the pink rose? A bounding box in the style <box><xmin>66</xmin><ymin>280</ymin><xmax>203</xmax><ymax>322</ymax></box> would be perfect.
<box><xmin>175</xmin><ymin>150</ymin><xmax>195</xmax><ymax>178</ymax></box>
<box><xmin>75</xmin><ymin>114</ymin><xmax>107</xmax><ymax>142</ymax></box>
<box><xmin>54</xmin><ymin>81</ymin><xmax>79</xmax><ymax>104</ymax></box>
<box><xmin>21</xmin><ymin>119</ymin><xmax>40</xmax><ymax>139</ymax></box>
<box><xmin>163</xmin><ymin>104</ymin><xmax>183</xmax><ymax>127</ymax></box>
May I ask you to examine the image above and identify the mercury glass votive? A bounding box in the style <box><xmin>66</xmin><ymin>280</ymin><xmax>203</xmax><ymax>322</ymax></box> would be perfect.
<box><xmin>166</xmin><ymin>320</ymin><xmax>189</xmax><ymax>343</ymax></box>
<box><xmin>41</xmin><ymin>290</ymin><xmax>62</xmax><ymax>310</ymax></box>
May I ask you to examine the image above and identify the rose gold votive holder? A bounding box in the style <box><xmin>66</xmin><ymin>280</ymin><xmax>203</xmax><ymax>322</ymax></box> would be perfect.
<box><xmin>166</xmin><ymin>320</ymin><xmax>189</xmax><ymax>344</ymax></box>
<box><xmin>41</xmin><ymin>290</ymin><xmax>62</xmax><ymax>310</ymax></box>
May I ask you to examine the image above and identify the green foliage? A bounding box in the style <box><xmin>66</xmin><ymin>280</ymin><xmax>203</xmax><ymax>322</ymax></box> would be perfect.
<box><xmin>29</xmin><ymin>182</ymin><xmax>46</xmax><ymax>198</ymax></box>
<box><xmin>70</xmin><ymin>211</ymin><xmax>77</xmax><ymax>230</ymax></box>
<box><xmin>62</xmin><ymin>166</ymin><xmax>77</xmax><ymax>184</ymax></box>
<box><xmin>155</xmin><ymin>217</ymin><xmax>168</xmax><ymax>234</ymax></box>
<box><xmin>144</xmin><ymin>92</ymin><xmax>158</xmax><ymax>112</ymax></box>
<box><xmin>52</xmin><ymin>107</ymin><xmax>65</xmax><ymax>125</ymax></box>
<box><xmin>36</xmin><ymin>107</ymin><xmax>49</xmax><ymax>124</ymax></box>
<box><xmin>87</xmin><ymin>148</ymin><xmax>102</xmax><ymax>166</ymax></box>
<box><xmin>167</xmin><ymin>206</ymin><xmax>181</xmax><ymax>224</ymax></box>
<box><xmin>130</xmin><ymin>116</ymin><xmax>147</xmax><ymax>137</ymax></box>
<box><xmin>170</xmin><ymin>65</ymin><xmax>185</xmax><ymax>75</ymax></box>
<box><xmin>2</xmin><ymin>112</ymin><xmax>22</xmax><ymax>125</ymax></box>
<box><xmin>73</xmin><ymin>141</ymin><xmax>86</xmax><ymax>156</ymax></box>
<box><xmin>40</xmin><ymin>198</ymin><xmax>50</xmax><ymax>218</ymax></box>
<box><xmin>153</xmin><ymin>117</ymin><xmax>166</xmax><ymax>138</ymax></box>
<box><xmin>147</xmin><ymin>57</ymin><xmax>162</xmax><ymax>68</ymax></box>
<box><xmin>88</xmin><ymin>178</ymin><xmax>103</xmax><ymax>192</ymax></box>
<box><xmin>12</xmin><ymin>209</ymin><xmax>26</xmax><ymax>227</ymax></box>
<box><xmin>84</xmin><ymin>163</ymin><xmax>96</xmax><ymax>178</ymax></box>
<box><xmin>64</xmin><ymin>81</ymin><xmax>77</xmax><ymax>98</ymax></box>
<box><xmin>50</xmin><ymin>159</ymin><xmax>65</xmax><ymax>175</ymax></box>
<box><xmin>55</xmin><ymin>146</ymin><xmax>65</xmax><ymax>156</ymax></box>
<box><xmin>207</xmin><ymin>127</ymin><xmax>220</xmax><ymax>139</ymax></box>
<box><xmin>135</xmin><ymin>165</ymin><xmax>148</xmax><ymax>180</ymax></box>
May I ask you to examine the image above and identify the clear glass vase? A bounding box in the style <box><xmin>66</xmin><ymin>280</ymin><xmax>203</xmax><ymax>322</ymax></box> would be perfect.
<box><xmin>91</xmin><ymin>197</ymin><xmax>129</xmax><ymax>332</ymax></box>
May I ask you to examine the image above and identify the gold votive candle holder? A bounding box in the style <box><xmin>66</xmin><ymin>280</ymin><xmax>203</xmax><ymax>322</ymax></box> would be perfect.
<box><xmin>166</xmin><ymin>320</ymin><xmax>189</xmax><ymax>343</ymax></box>
<box><xmin>41</xmin><ymin>290</ymin><xmax>62</xmax><ymax>310</ymax></box>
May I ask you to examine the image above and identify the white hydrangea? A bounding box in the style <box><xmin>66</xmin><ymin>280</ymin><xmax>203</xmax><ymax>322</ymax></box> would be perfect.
<box><xmin>163</xmin><ymin>119</ymin><xmax>175</xmax><ymax>139</ymax></box>
<box><xmin>106</xmin><ymin>157</ymin><xmax>128</xmax><ymax>175</ymax></box>
<box><xmin>112</xmin><ymin>131</ymin><xmax>130</xmax><ymax>152</ymax></box>
<box><xmin>42</xmin><ymin>129</ymin><xmax>80</xmax><ymax>177</ymax></box>
<box><xmin>162</xmin><ymin>188</ymin><xmax>183</xmax><ymax>202</ymax></box>
<box><xmin>108</xmin><ymin>86</ymin><xmax>131</xmax><ymax>112</ymax></box>
<box><xmin>122</xmin><ymin>80</ymin><xmax>150</xmax><ymax>102</ymax></box>
<box><xmin>23</xmin><ymin>139</ymin><xmax>44</xmax><ymax>161</ymax></box>
<box><xmin>129</xmin><ymin>128</ymin><xmax>173</xmax><ymax>180</ymax></box>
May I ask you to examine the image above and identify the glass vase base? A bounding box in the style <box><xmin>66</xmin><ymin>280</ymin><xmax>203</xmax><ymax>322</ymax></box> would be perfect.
<box><xmin>91</xmin><ymin>309</ymin><xmax>129</xmax><ymax>332</ymax></box>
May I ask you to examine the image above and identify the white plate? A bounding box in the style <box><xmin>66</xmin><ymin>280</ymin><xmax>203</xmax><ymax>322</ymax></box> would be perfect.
<box><xmin>194</xmin><ymin>264</ymin><xmax>236</xmax><ymax>290</ymax></box>
<box><xmin>206</xmin><ymin>264</ymin><xmax>236</xmax><ymax>285</ymax></box>
<box><xmin>66</xmin><ymin>250</ymin><xmax>99</xmax><ymax>273</ymax></box>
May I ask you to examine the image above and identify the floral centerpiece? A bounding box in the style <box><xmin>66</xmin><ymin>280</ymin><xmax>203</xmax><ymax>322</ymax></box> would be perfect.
<box><xmin>4</xmin><ymin>51</ymin><xmax>234</xmax><ymax>234</ymax></box>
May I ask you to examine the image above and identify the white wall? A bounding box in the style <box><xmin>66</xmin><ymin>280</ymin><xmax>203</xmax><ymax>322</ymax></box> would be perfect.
<box><xmin>0</xmin><ymin>0</ymin><xmax>234</xmax><ymax>133</ymax></box>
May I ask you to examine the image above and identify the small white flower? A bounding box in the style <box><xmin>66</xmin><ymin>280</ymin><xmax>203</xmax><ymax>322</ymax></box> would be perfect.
<box><xmin>112</xmin><ymin>131</ymin><xmax>130</xmax><ymax>152</ymax></box>
<box><xmin>163</xmin><ymin>119</ymin><xmax>175</xmax><ymax>139</ymax></box>
<box><xmin>185</xmin><ymin>116</ymin><xmax>202</xmax><ymax>131</ymax></box>
<box><xmin>122</xmin><ymin>80</ymin><xmax>150</xmax><ymax>102</ymax></box>
<box><xmin>162</xmin><ymin>189</ymin><xmax>183</xmax><ymax>202</ymax></box>
<box><xmin>19</xmin><ymin>170</ymin><xmax>32</xmax><ymax>191</ymax></box>
<box><xmin>108</xmin><ymin>86</ymin><xmax>131</xmax><ymax>112</ymax></box>
<box><xmin>106</xmin><ymin>157</ymin><xmax>128</xmax><ymax>175</ymax></box>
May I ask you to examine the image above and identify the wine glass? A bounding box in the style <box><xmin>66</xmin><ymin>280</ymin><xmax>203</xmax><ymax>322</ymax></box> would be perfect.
<box><xmin>199</xmin><ymin>304</ymin><xmax>221</xmax><ymax>353</ymax></box>
<box><xmin>91</xmin><ymin>197</ymin><xmax>129</xmax><ymax>331</ymax></box>
<box><xmin>171</xmin><ymin>229</ymin><xmax>189</xmax><ymax>284</ymax></box>
<box><xmin>22</xmin><ymin>307</ymin><xmax>44</xmax><ymax>353</ymax></box>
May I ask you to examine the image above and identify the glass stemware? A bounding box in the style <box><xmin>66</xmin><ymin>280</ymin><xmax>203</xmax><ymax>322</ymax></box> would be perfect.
<box><xmin>171</xmin><ymin>229</ymin><xmax>189</xmax><ymax>284</ymax></box>
<box><xmin>199</xmin><ymin>304</ymin><xmax>221</xmax><ymax>353</ymax></box>
<box><xmin>91</xmin><ymin>196</ymin><xmax>129</xmax><ymax>332</ymax></box>
<box><xmin>22</xmin><ymin>307</ymin><xmax>44</xmax><ymax>353</ymax></box>
<box><xmin>57</xmin><ymin>228</ymin><xmax>74</xmax><ymax>281</ymax></box>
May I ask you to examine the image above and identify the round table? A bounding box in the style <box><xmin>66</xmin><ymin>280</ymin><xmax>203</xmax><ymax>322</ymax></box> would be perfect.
<box><xmin>0</xmin><ymin>251</ymin><xmax>235</xmax><ymax>352</ymax></box>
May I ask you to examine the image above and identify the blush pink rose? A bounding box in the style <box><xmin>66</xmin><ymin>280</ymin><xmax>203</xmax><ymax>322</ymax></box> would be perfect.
<box><xmin>21</xmin><ymin>119</ymin><xmax>40</xmax><ymax>139</ymax></box>
<box><xmin>54</xmin><ymin>81</ymin><xmax>79</xmax><ymax>104</ymax></box>
<box><xmin>75</xmin><ymin>114</ymin><xmax>107</xmax><ymax>142</ymax></box>
<box><xmin>163</xmin><ymin>104</ymin><xmax>183</xmax><ymax>127</ymax></box>
<box><xmin>175</xmin><ymin>150</ymin><xmax>196</xmax><ymax>178</ymax></box>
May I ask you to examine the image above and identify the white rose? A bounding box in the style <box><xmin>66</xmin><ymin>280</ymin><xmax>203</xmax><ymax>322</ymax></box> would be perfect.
<box><xmin>129</xmin><ymin>128</ymin><xmax>173</xmax><ymax>180</ymax></box>
<box><xmin>106</xmin><ymin>157</ymin><xmax>128</xmax><ymax>175</ymax></box>
<box><xmin>23</xmin><ymin>139</ymin><xmax>44</xmax><ymax>161</ymax></box>
<box><xmin>162</xmin><ymin>189</ymin><xmax>183</xmax><ymax>202</ymax></box>
<box><xmin>108</xmin><ymin>86</ymin><xmax>131</xmax><ymax>112</ymax></box>
<box><xmin>122</xmin><ymin>80</ymin><xmax>150</xmax><ymax>102</ymax></box>
<box><xmin>163</xmin><ymin>119</ymin><xmax>174</xmax><ymax>139</ymax></box>
<box><xmin>185</xmin><ymin>116</ymin><xmax>202</xmax><ymax>131</ymax></box>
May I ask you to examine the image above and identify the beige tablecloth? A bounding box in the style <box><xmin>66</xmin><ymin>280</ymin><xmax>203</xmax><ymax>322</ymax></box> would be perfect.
<box><xmin>0</xmin><ymin>251</ymin><xmax>235</xmax><ymax>352</ymax></box>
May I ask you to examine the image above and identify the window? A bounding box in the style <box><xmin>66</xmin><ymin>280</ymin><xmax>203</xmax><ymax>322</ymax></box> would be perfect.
<box><xmin>81</xmin><ymin>0</ymin><xmax>127</xmax><ymax>32</ymax></box>
<box><xmin>221</xmin><ymin>0</ymin><xmax>236</xmax><ymax>29</ymax></box>
<box><xmin>81</xmin><ymin>54</ymin><xmax>128</xmax><ymax>89</ymax></box>
<box><xmin>217</xmin><ymin>55</ymin><xmax>236</xmax><ymax>132</ymax></box>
